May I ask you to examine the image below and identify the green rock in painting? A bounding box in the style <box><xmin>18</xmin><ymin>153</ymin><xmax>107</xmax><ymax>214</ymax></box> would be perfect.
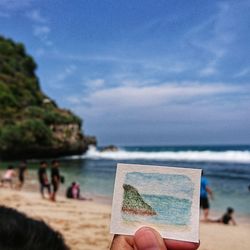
<box><xmin>0</xmin><ymin>35</ymin><xmax>96</xmax><ymax>160</ymax></box>
<box><xmin>122</xmin><ymin>184</ymin><xmax>157</xmax><ymax>216</ymax></box>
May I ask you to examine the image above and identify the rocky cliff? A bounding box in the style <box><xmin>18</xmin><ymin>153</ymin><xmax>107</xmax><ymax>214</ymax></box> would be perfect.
<box><xmin>122</xmin><ymin>184</ymin><xmax>157</xmax><ymax>216</ymax></box>
<box><xmin>0</xmin><ymin>35</ymin><xmax>96</xmax><ymax>160</ymax></box>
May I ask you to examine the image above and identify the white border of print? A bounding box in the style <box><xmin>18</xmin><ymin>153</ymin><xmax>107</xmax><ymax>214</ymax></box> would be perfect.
<box><xmin>110</xmin><ymin>163</ymin><xmax>201</xmax><ymax>243</ymax></box>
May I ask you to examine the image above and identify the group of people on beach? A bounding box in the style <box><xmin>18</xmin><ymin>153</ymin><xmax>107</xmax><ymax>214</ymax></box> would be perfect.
<box><xmin>0</xmin><ymin>160</ymin><xmax>62</xmax><ymax>202</ymax></box>
<box><xmin>200</xmin><ymin>170</ymin><xmax>236</xmax><ymax>225</ymax></box>
<box><xmin>0</xmin><ymin>159</ymin><xmax>88</xmax><ymax>202</ymax></box>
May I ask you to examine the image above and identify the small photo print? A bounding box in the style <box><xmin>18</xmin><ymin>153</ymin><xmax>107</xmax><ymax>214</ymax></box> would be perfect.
<box><xmin>110</xmin><ymin>163</ymin><xmax>201</xmax><ymax>243</ymax></box>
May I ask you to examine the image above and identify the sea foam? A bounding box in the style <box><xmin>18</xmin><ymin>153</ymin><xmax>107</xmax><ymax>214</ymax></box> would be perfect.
<box><xmin>82</xmin><ymin>146</ymin><xmax>250</xmax><ymax>163</ymax></box>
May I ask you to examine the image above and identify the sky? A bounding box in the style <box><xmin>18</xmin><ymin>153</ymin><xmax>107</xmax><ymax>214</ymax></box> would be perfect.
<box><xmin>0</xmin><ymin>0</ymin><xmax>250</xmax><ymax>146</ymax></box>
<box><xmin>125</xmin><ymin>172</ymin><xmax>194</xmax><ymax>199</ymax></box>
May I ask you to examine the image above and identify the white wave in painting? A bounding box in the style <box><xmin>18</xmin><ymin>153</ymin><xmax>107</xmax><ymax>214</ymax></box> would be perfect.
<box><xmin>82</xmin><ymin>146</ymin><xmax>250</xmax><ymax>163</ymax></box>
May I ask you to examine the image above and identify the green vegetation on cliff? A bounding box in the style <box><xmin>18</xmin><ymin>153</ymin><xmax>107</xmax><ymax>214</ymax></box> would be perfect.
<box><xmin>0</xmin><ymin>35</ymin><xmax>96</xmax><ymax>160</ymax></box>
<box><xmin>122</xmin><ymin>184</ymin><xmax>157</xmax><ymax>216</ymax></box>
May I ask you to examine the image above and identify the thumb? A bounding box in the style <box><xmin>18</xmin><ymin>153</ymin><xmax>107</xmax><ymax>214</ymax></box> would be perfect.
<box><xmin>134</xmin><ymin>227</ymin><xmax>167</xmax><ymax>250</ymax></box>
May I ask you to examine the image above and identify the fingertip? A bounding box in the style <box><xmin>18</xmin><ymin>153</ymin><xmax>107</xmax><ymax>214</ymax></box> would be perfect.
<box><xmin>135</xmin><ymin>227</ymin><xmax>166</xmax><ymax>250</ymax></box>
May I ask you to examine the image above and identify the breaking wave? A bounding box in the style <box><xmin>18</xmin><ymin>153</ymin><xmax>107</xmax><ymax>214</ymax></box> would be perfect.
<box><xmin>82</xmin><ymin>146</ymin><xmax>250</xmax><ymax>164</ymax></box>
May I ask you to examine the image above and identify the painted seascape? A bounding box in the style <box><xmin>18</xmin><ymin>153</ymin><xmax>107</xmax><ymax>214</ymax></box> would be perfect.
<box><xmin>121</xmin><ymin>172</ymin><xmax>194</xmax><ymax>227</ymax></box>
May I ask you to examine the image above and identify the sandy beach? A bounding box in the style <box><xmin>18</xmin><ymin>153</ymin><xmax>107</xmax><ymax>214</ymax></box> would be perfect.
<box><xmin>0</xmin><ymin>187</ymin><xmax>249</xmax><ymax>250</ymax></box>
<box><xmin>0</xmin><ymin>188</ymin><xmax>112</xmax><ymax>250</ymax></box>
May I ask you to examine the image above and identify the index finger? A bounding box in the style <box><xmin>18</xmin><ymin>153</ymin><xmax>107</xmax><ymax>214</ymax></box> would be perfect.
<box><xmin>110</xmin><ymin>234</ymin><xmax>134</xmax><ymax>250</ymax></box>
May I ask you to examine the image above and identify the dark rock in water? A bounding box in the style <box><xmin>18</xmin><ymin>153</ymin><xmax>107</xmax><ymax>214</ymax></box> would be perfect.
<box><xmin>100</xmin><ymin>145</ymin><xmax>118</xmax><ymax>152</ymax></box>
<box><xmin>122</xmin><ymin>184</ymin><xmax>157</xmax><ymax>216</ymax></box>
<box><xmin>0</xmin><ymin>35</ymin><xmax>96</xmax><ymax>160</ymax></box>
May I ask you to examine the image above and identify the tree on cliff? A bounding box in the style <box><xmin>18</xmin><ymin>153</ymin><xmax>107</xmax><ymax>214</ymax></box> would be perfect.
<box><xmin>0</xmin><ymin>35</ymin><xmax>96</xmax><ymax>160</ymax></box>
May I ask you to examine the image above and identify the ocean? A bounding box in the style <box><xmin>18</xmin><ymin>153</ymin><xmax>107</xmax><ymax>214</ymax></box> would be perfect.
<box><xmin>60</xmin><ymin>145</ymin><xmax>250</xmax><ymax>221</ymax></box>
<box><xmin>1</xmin><ymin>145</ymin><xmax>250</xmax><ymax>221</ymax></box>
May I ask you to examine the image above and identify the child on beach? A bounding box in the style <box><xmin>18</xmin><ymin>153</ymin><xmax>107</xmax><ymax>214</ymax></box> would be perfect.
<box><xmin>66</xmin><ymin>182</ymin><xmax>79</xmax><ymax>199</ymax></box>
<box><xmin>72</xmin><ymin>182</ymin><xmax>80</xmax><ymax>199</ymax></box>
<box><xmin>216</xmin><ymin>207</ymin><xmax>237</xmax><ymax>225</ymax></box>
<box><xmin>0</xmin><ymin>166</ymin><xmax>16</xmax><ymax>188</ymax></box>
<box><xmin>66</xmin><ymin>182</ymin><xmax>92</xmax><ymax>201</ymax></box>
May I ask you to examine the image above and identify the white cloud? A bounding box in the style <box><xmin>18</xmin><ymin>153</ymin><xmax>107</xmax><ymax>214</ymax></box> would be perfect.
<box><xmin>199</xmin><ymin>61</ymin><xmax>218</xmax><ymax>76</ymax></box>
<box><xmin>33</xmin><ymin>25</ymin><xmax>52</xmax><ymax>46</ymax></box>
<box><xmin>120</xmin><ymin>79</ymin><xmax>146</xmax><ymax>87</ymax></box>
<box><xmin>75</xmin><ymin>82</ymin><xmax>242</xmax><ymax>112</ymax></box>
<box><xmin>35</xmin><ymin>48</ymin><xmax>45</xmax><ymax>57</ymax></box>
<box><xmin>69</xmin><ymin>81</ymin><xmax>250</xmax><ymax>145</ymax></box>
<box><xmin>34</xmin><ymin>25</ymin><xmax>50</xmax><ymax>37</ymax></box>
<box><xmin>87</xmin><ymin>79</ymin><xmax>105</xmax><ymax>89</ymax></box>
<box><xmin>0</xmin><ymin>0</ymin><xmax>34</xmax><ymax>18</ymax></box>
<box><xmin>234</xmin><ymin>68</ymin><xmax>250</xmax><ymax>78</ymax></box>
<box><xmin>0</xmin><ymin>1</ymin><xmax>53</xmax><ymax>47</ymax></box>
<box><xmin>85</xmin><ymin>101</ymin><xmax>250</xmax><ymax>145</ymax></box>
<box><xmin>66</xmin><ymin>95</ymin><xmax>83</xmax><ymax>105</ymax></box>
<box><xmin>94</xmin><ymin>83</ymin><xmax>238</xmax><ymax>107</ymax></box>
<box><xmin>54</xmin><ymin>65</ymin><xmax>77</xmax><ymax>83</ymax></box>
<box><xmin>66</xmin><ymin>78</ymin><xmax>106</xmax><ymax>104</ymax></box>
<box><xmin>0</xmin><ymin>0</ymin><xmax>33</xmax><ymax>10</ymax></box>
<box><xmin>25</xmin><ymin>9</ymin><xmax>52</xmax><ymax>46</ymax></box>
<box><xmin>200</xmin><ymin>67</ymin><xmax>217</xmax><ymax>76</ymax></box>
<box><xmin>45</xmin><ymin>51</ymin><xmax>189</xmax><ymax>77</ymax></box>
<box><xmin>47</xmin><ymin>65</ymin><xmax>77</xmax><ymax>89</ymax></box>
<box><xmin>26</xmin><ymin>9</ymin><xmax>47</xmax><ymax>23</ymax></box>
<box><xmin>185</xmin><ymin>2</ymin><xmax>236</xmax><ymax>77</ymax></box>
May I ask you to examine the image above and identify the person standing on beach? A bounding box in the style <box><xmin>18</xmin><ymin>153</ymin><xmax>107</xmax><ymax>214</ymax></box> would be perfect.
<box><xmin>200</xmin><ymin>170</ymin><xmax>213</xmax><ymax>221</ymax></box>
<box><xmin>38</xmin><ymin>161</ymin><xmax>51</xmax><ymax>199</ymax></box>
<box><xmin>50</xmin><ymin>160</ymin><xmax>60</xmax><ymax>202</ymax></box>
<box><xmin>17</xmin><ymin>160</ymin><xmax>27</xmax><ymax>189</ymax></box>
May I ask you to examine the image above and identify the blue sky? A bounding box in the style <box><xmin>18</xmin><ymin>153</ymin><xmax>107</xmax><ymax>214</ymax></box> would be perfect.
<box><xmin>0</xmin><ymin>0</ymin><xmax>249</xmax><ymax>145</ymax></box>
<box><xmin>125</xmin><ymin>172</ymin><xmax>194</xmax><ymax>199</ymax></box>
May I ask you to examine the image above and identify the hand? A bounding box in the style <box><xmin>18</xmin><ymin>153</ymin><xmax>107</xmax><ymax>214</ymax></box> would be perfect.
<box><xmin>110</xmin><ymin>227</ymin><xmax>199</xmax><ymax>250</ymax></box>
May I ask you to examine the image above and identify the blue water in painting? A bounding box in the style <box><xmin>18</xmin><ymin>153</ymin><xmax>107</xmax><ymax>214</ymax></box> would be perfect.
<box><xmin>146</xmin><ymin>194</ymin><xmax>191</xmax><ymax>225</ymax></box>
<box><xmin>122</xmin><ymin>194</ymin><xmax>192</xmax><ymax>225</ymax></box>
